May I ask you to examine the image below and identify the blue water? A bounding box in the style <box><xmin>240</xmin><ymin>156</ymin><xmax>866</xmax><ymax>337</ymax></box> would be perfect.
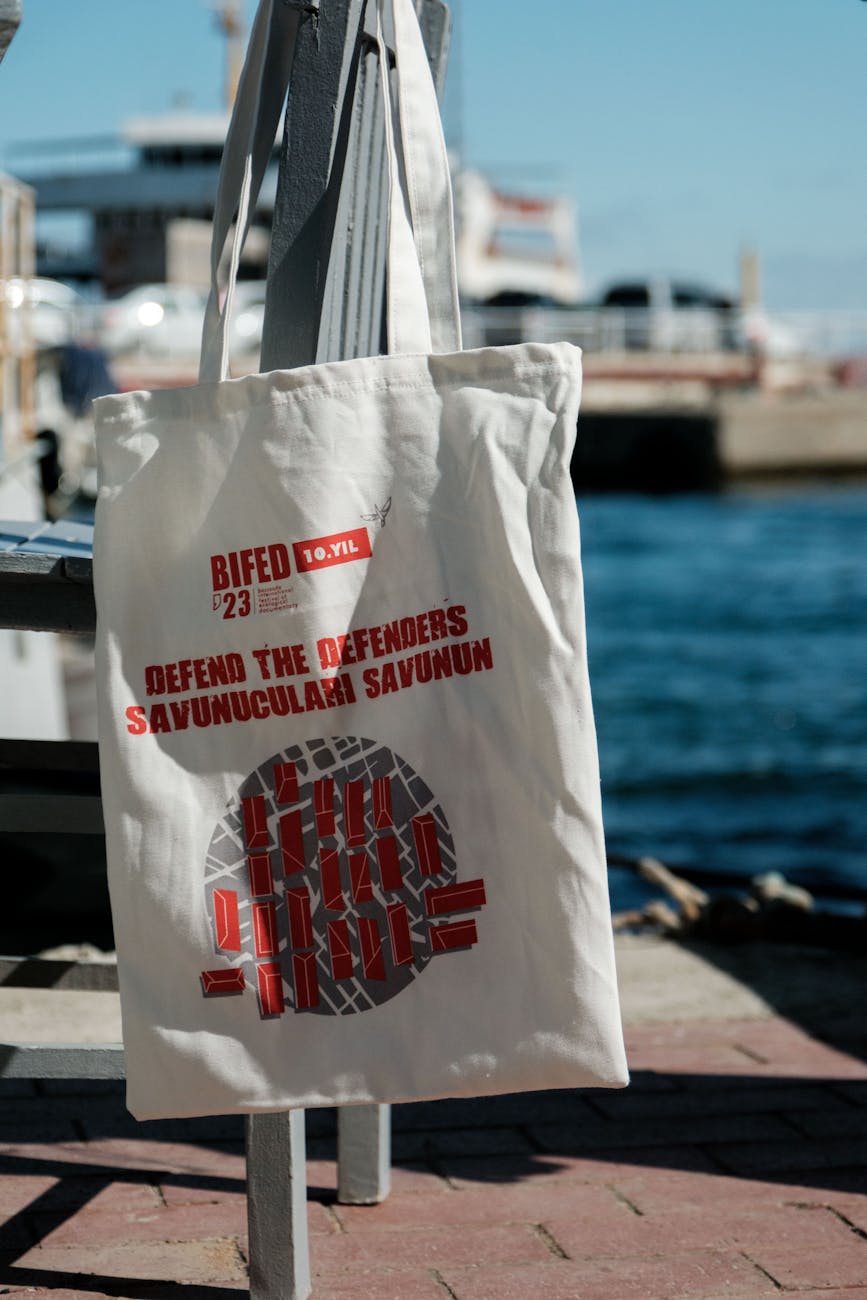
<box><xmin>578</xmin><ymin>487</ymin><xmax>867</xmax><ymax>913</ymax></box>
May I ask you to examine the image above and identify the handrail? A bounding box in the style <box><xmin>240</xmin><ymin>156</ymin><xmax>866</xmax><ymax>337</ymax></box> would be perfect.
<box><xmin>461</xmin><ymin>305</ymin><xmax>867</xmax><ymax>360</ymax></box>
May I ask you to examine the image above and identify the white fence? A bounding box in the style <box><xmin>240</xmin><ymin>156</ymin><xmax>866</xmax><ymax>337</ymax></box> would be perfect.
<box><xmin>461</xmin><ymin>307</ymin><xmax>867</xmax><ymax>360</ymax></box>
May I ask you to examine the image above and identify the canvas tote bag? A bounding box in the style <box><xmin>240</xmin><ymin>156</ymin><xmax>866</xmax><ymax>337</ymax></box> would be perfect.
<box><xmin>92</xmin><ymin>0</ymin><xmax>628</xmax><ymax>1120</ymax></box>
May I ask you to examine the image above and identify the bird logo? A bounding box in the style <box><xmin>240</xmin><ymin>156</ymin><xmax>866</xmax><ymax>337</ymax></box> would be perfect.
<box><xmin>361</xmin><ymin>497</ymin><xmax>392</xmax><ymax>528</ymax></box>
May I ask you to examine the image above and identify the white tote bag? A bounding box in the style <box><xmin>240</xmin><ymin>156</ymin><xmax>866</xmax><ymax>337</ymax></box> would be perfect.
<box><xmin>93</xmin><ymin>0</ymin><xmax>628</xmax><ymax>1120</ymax></box>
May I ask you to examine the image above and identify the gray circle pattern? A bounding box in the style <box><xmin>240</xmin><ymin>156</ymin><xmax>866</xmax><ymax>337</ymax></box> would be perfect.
<box><xmin>204</xmin><ymin>736</ymin><xmax>458</xmax><ymax>1015</ymax></box>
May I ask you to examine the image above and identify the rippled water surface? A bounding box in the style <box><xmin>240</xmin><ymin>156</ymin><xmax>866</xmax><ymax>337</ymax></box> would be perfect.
<box><xmin>578</xmin><ymin>487</ymin><xmax>867</xmax><ymax>912</ymax></box>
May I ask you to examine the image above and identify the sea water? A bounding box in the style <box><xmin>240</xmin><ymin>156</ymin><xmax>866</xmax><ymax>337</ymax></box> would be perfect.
<box><xmin>578</xmin><ymin>486</ymin><xmax>867</xmax><ymax>913</ymax></box>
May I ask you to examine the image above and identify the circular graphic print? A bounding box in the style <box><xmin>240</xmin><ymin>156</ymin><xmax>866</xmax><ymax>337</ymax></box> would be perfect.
<box><xmin>200</xmin><ymin>737</ymin><xmax>486</xmax><ymax>1018</ymax></box>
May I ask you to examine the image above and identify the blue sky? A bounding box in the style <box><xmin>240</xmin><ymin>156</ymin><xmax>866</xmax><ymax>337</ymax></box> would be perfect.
<box><xmin>1</xmin><ymin>0</ymin><xmax>864</xmax><ymax>307</ymax></box>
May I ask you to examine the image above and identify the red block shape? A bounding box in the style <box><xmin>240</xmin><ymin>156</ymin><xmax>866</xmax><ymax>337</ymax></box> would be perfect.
<box><xmin>320</xmin><ymin>847</ymin><xmax>343</xmax><ymax>911</ymax></box>
<box><xmin>201</xmin><ymin>968</ymin><xmax>245</xmax><ymax>995</ymax></box>
<box><xmin>314</xmin><ymin>778</ymin><xmax>335</xmax><ymax>836</ymax></box>
<box><xmin>213</xmin><ymin>889</ymin><xmax>240</xmax><ymax>953</ymax></box>
<box><xmin>285</xmin><ymin>887</ymin><xmax>314</xmax><ymax>950</ymax></box>
<box><xmin>257</xmin><ymin>960</ymin><xmax>285</xmax><ymax>1016</ymax></box>
<box><xmin>343</xmin><ymin>779</ymin><xmax>366</xmax><ymax>846</ymax></box>
<box><xmin>247</xmin><ymin>852</ymin><xmax>274</xmax><ymax>898</ymax></box>
<box><xmin>242</xmin><ymin>795</ymin><xmax>269</xmax><ymax>850</ymax></box>
<box><xmin>430</xmin><ymin>919</ymin><xmax>478</xmax><ymax>953</ymax></box>
<box><xmin>387</xmin><ymin>902</ymin><xmax>414</xmax><ymax>966</ymax></box>
<box><xmin>372</xmin><ymin>776</ymin><xmax>393</xmax><ymax>828</ymax></box>
<box><xmin>412</xmin><ymin>813</ymin><xmax>443</xmax><ymax>876</ymax></box>
<box><xmin>279</xmin><ymin>809</ymin><xmax>305</xmax><ymax>876</ymax></box>
<box><xmin>273</xmin><ymin>761</ymin><xmax>299</xmax><ymax>805</ymax></box>
<box><xmin>349</xmin><ymin>852</ymin><xmax>373</xmax><ymax>904</ymax></box>
<box><xmin>375</xmin><ymin>835</ymin><xmax>403</xmax><ymax>892</ymax></box>
<box><xmin>425</xmin><ymin>878</ymin><xmax>487</xmax><ymax>917</ymax></box>
<box><xmin>328</xmin><ymin>920</ymin><xmax>354</xmax><ymax>980</ymax></box>
<box><xmin>252</xmin><ymin>901</ymin><xmax>279</xmax><ymax>957</ymax></box>
<box><xmin>293</xmin><ymin>951</ymin><xmax>320</xmax><ymax>1010</ymax></box>
<box><xmin>293</xmin><ymin>527</ymin><xmax>372</xmax><ymax>573</ymax></box>
<box><xmin>358</xmin><ymin>916</ymin><xmax>386</xmax><ymax>981</ymax></box>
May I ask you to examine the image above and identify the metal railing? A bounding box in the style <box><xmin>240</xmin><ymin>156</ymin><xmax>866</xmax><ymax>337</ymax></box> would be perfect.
<box><xmin>461</xmin><ymin>306</ymin><xmax>867</xmax><ymax>360</ymax></box>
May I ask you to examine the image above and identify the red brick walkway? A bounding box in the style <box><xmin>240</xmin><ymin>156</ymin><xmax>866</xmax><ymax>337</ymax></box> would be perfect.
<box><xmin>0</xmin><ymin>1014</ymin><xmax>866</xmax><ymax>1298</ymax></box>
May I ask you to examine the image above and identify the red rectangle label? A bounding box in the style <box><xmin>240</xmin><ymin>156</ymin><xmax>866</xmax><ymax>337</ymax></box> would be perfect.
<box><xmin>201</xmin><ymin>967</ymin><xmax>245</xmax><ymax>995</ymax></box>
<box><xmin>252</xmin><ymin>901</ymin><xmax>279</xmax><ymax>957</ymax></box>
<box><xmin>343</xmin><ymin>779</ymin><xmax>366</xmax><ymax>846</ymax></box>
<box><xmin>293</xmin><ymin>528</ymin><xmax>372</xmax><ymax>573</ymax></box>
<box><xmin>328</xmin><ymin>920</ymin><xmax>354</xmax><ymax>980</ymax></box>
<box><xmin>430</xmin><ymin>919</ymin><xmax>478</xmax><ymax>953</ymax></box>
<box><xmin>425</xmin><ymin>879</ymin><xmax>487</xmax><ymax>917</ymax></box>
<box><xmin>372</xmin><ymin>776</ymin><xmax>393</xmax><ymax>828</ymax></box>
<box><xmin>280</xmin><ymin>809</ymin><xmax>306</xmax><ymax>876</ymax></box>
<box><xmin>213</xmin><ymin>889</ymin><xmax>240</xmax><ymax>952</ymax></box>
<box><xmin>247</xmin><ymin>852</ymin><xmax>274</xmax><ymax>897</ymax></box>
<box><xmin>285</xmin><ymin>886</ymin><xmax>314</xmax><ymax>950</ymax></box>
<box><xmin>320</xmin><ymin>847</ymin><xmax>343</xmax><ymax>911</ymax></box>
<box><xmin>349</xmin><ymin>852</ymin><xmax>373</xmax><ymax>904</ymax></box>
<box><xmin>376</xmin><ymin>835</ymin><xmax>403</xmax><ymax>892</ymax></box>
<box><xmin>412</xmin><ymin>814</ymin><xmax>442</xmax><ymax>876</ymax></box>
<box><xmin>242</xmin><ymin>795</ymin><xmax>269</xmax><ymax>850</ymax></box>
<box><xmin>314</xmin><ymin>778</ymin><xmax>335</xmax><ymax>836</ymax></box>
<box><xmin>358</xmin><ymin>917</ymin><xmax>386</xmax><ymax>980</ymax></box>
<box><xmin>387</xmin><ymin>903</ymin><xmax>414</xmax><ymax>966</ymax></box>
<box><xmin>257</xmin><ymin>960</ymin><xmax>285</xmax><ymax>1016</ymax></box>
<box><xmin>293</xmin><ymin>952</ymin><xmax>320</xmax><ymax>1010</ymax></box>
<box><xmin>273</xmin><ymin>761</ymin><xmax>299</xmax><ymax>805</ymax></box>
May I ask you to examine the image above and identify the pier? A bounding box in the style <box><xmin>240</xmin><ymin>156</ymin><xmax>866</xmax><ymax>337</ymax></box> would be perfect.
<box><xmin>575</xmin><ymin>377</ymin><xmax>867</xmax><ymax>492</ymax></box>
<box><xmin>462</xmin><ymin>308</ymin><xmax>867</xmax><ymax>490</ymax></box>
<box><xmin>107</xmin><ymin>307</ymin><xmax>867</xmax><ymax>493</ymax></box>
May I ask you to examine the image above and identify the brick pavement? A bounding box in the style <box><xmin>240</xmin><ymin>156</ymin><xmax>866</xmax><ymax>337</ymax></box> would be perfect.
<box><xmin>1</xmin><ymin>950</ymin><xmax>866</xmax><ymax>1297</ymax></box>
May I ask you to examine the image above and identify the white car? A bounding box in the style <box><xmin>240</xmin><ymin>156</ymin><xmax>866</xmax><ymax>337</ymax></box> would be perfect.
<box><xmin>98</xmin><ymin>284</ymin><xmax>207</xmax><ymax>357</ymax></box>
<box><xmin>4</xmin><ymin>277</ymin><xmax>88</xmax><ymax>348</ymax></box>
<box><xmin>228</xmin><ymin>279</ymin><xmax>268</xmax><ymax>357</ymax></box>
<box><xmin>98</xmin><ymin>281</ymin><xmax>269</xmax><ymax>361</ymax></box>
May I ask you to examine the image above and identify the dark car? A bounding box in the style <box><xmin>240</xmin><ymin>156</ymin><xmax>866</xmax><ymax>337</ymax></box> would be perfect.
<box><xmin>599</xmin><ymin>279</ymin><xmax>738</xmax><ymax>350</ymax></box>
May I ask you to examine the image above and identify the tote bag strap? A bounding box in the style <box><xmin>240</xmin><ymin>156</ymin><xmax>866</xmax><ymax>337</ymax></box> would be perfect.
<box><xmin>388</xmin><ymin>0</ymin><xmax>461</xmax><ymax>355</ymax></box>
<box><xmin>200</xmin><ymin>0</ymin><xmax>302</xmax><ymax>383</ymax></box>
<box><xmin>375</xmin><ymin>0</ymin><xmax>431</xmax><ymax>356</ymax></box>
<box><xmin>200</xmin><ymin>0</ymin><xmax>461</xmax><ymax>382</ymax></box>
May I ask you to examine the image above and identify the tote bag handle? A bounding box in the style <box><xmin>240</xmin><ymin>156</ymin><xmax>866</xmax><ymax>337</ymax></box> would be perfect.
<box><xmin>200</xmin><ymin>0</ymin><xmax>461</xmax><ymax>383</ymax></box>
<box><xmin>199</xmin><ymin>0</ymin><xmax>302</xmax><ymax>383</ymax></box>
<box><xmin>387</xmin><ymin>0</ymin><xmax>461</xmax><ymax>355</ymax></box>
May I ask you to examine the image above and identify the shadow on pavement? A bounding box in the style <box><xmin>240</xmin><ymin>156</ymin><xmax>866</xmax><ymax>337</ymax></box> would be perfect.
<box><xmin>673</xmin><ymin>935</ymin><xmax>867</xmax><ymax>1066</ymax></box>
<box><xmin>0</xmin><ymin>1053</ymin><xmax>864</xmax><ymax>1295</ymax></box>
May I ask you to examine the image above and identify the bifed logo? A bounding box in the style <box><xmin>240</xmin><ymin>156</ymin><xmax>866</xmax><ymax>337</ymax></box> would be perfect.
<box><xmin>201</xmin><ymin>736</ymin><xmax>487</xmax><ymax>1017</ymax></box>
<box><xmin>210</xmin><ymin>526</ymin><xmax>373</xmax><ymax>620</ymax></box>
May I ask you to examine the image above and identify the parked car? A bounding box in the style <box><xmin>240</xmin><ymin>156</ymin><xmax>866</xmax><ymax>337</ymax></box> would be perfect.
<box><xmin>4</xmin><ymin>277</ymin><xmax>89</xmax><ymax>348</ymax></box>
<box><xmin>97</xmin><ymin>281</ymin><xmax>269</xmax><ymax>362</ymax></box>
<box><xmin>98</xmin><ymin>284</ymin><xmax>207</xmax><ymax>357</ymax></box>
<box><xmin>228</xmin><ymin>279</ymin><xmax>268</xmax><ymax>358</ymax></box>
<box><xmin>598</xmin><ymin>279</ymin><xmax>738</xmax><ymax>351</ymax></box>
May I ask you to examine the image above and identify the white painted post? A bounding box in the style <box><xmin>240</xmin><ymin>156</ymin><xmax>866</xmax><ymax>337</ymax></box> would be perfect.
<box><xmin>246</xmin><ymin>1110</ymin><xmax>311</xmax><ymax>1300</ymax></box>
<box><xmin>338</xmin><ymin>1104</ymin><xmax>392</xmax><ymax>1204</ymax></box>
